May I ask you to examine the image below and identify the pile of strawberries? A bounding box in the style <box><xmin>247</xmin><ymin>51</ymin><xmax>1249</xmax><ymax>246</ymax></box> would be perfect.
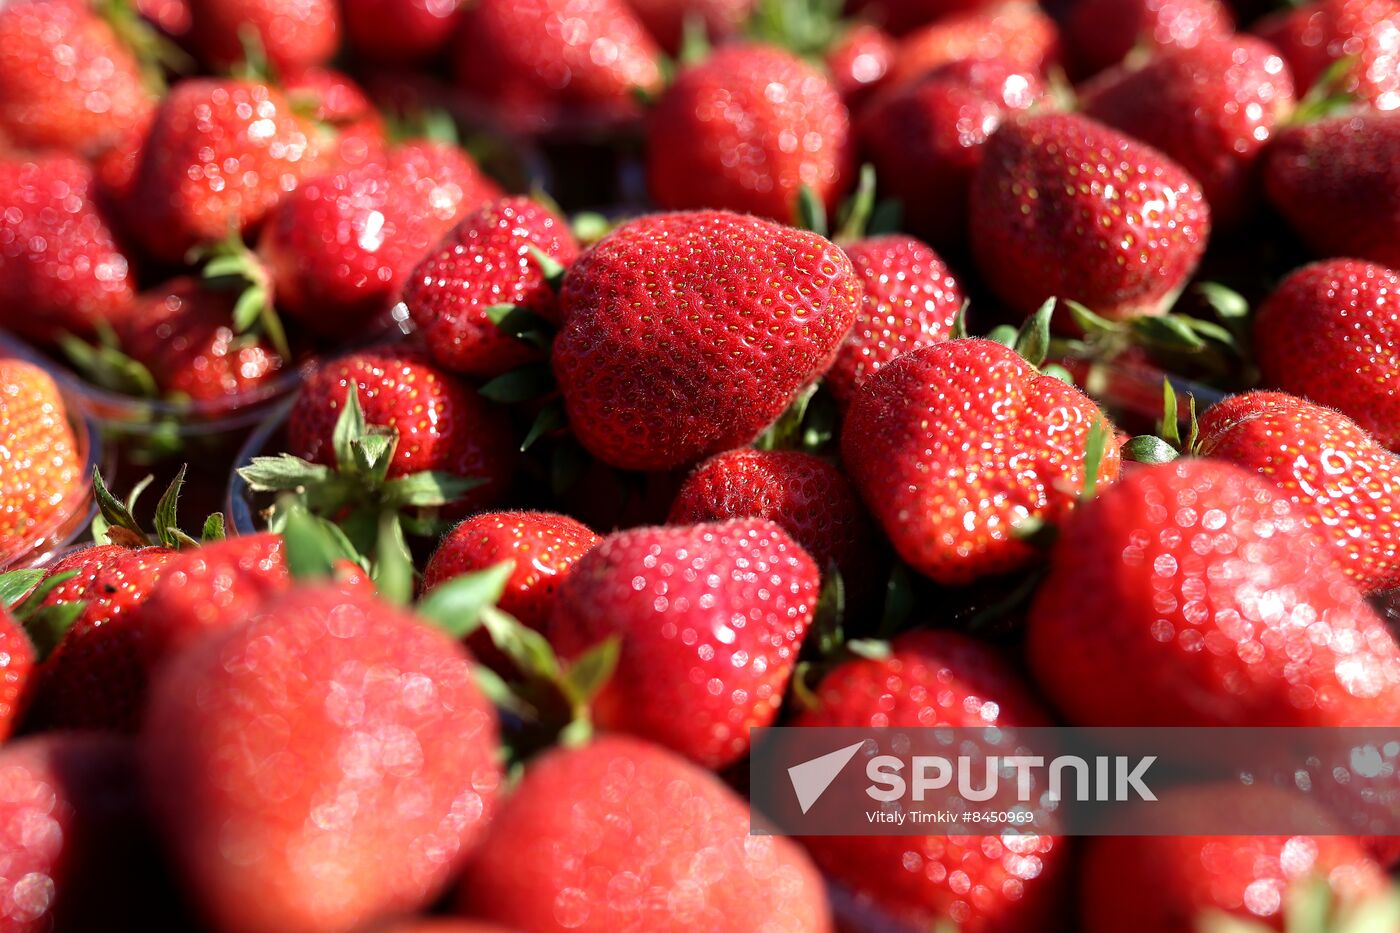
<box><xmin>1</xmin><ymin>0</ymin><xmax>1399</xmax><ymax>930</ymax></box>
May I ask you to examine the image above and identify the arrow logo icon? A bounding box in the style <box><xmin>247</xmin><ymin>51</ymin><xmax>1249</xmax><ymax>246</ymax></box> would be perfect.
<box><xmin>787</xmin><ymin>741</ymin><xmax>865</xmax><ymax>814</ymax></box>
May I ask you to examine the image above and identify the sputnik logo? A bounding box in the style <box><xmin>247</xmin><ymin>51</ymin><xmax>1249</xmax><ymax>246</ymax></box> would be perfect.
<box><xmin>787</xmin><ymin>741</ymin><xmax>865</xmax><ymax>814</ymax></box>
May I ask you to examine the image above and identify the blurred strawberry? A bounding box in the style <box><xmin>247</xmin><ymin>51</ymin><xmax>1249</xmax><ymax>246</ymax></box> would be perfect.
<box><xmin>624</xmin><ymin>0</ymin><xmax>752</xmax><ymax>52</ymax></box>
<box><xmin>1255</xmin><ymin>0</ymin><xmax>1400</xmax><ymax>111</ymax></box>
<box><xmin>886</xmin><ymin>2</ymin><xmax>1061</xmax><ymax>87</ymax></box>
<box><xmin>281</xmin><ymin>65</ymin><xmax>386</xmax><ymax>169</ymax></box>
<box><xmin>850</xmin><ymin>0</ymin><xmax>1004</xmax><ymax>35</ymax></box>
<box><xmin>343</xmin><ymin>0</ymin><xmax>463</xmax><ymax>63</ymax></box>
<box><xmin>1060</xmin><ymin>0</ymin><xmax>1233</xmax><ymax>77</ymax></box>
<box><xmin>826</xmin><ymin>24</ymin><xmax>894</xmax><ymax>105</ymax></box>
<box><xmin>184</xmin><ymin>0</ymin><xmax>338</xmax><ymax>73</ymax></box>
<box><xmin>0</xmin><ymin>606</ymin><xmax>34</xmax><ymax>740</ymax></box>
<box><xmin>0</xmin><ymin>359</ymin><xmax>82</xmax><ymax>564</ymax></box>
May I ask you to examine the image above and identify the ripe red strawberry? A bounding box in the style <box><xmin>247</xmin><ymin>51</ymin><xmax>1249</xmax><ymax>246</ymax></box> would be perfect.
<box><xmin>343</xmin><ymin>0</ymin><xmax>463</xmax><ymax>63</ymax></box>
<box><xmin>1256</xmin><ymin>0</ymin><xmax>1400</xmax><ymax>111</ymax></box>
<box><xmin>1027</xmin><ymin>459</ymin><xmax>1400</xmax><ymax>727</ymax></box>
<box><xmin>288</xmin><ymin>347</ymin><xmax>518</xmax><ymax>513</ymax></box>
<box><xmin>1195</xmin><ymin>391</ymin><xmax>1399</xmax><ymax>593</ymax></box>
<box><xmin>0</xmin><ymin>359</ymin><xmax>82</xmax><ymax>564</ymax></box>
<box><xmin>1251</xmin><ymin>260</ymin><xmax>1400</xmax><ymax>450</ymax></box>
<box><xmin>552</xmin><ymin>211</ymin><xmax>863</xmax><ymax>471</ymax></box>
<box><xmin>886</xmin><ymin>2</ymin><xmax>1061</xmax><ymax>87</ymax></box>
<box><xmin>668</xmin><ymin>450</ymin><xmax>879</xmax><ymax>603</ymax></box>
<box><xmin>425</xmin><ymin>512</ymin><xmax>600</xmax><ymax>629</ymax></box>
<box><xmin>142</xmin><ymin>585</ymin><xmax>503</xmax><ymax>933</ymax></box>
<box><xmin>259</xmin><ymin>141</ymin><xmax>501</xmax><ymax>336</ymax></box>
<box><xmin>453</xmin><ymin>0</ymin><xmax>663</xmax><ymax>134</ymax></box>
<box><xmin>404</xmin><ymin>197</ymin><xmax>580</xmax><ymax>377</ymax></box>
<box><xmin>117</xmin><ymin>277</ymin><xmax>284</xmax><ymax>402</ymax></box>
<box><xmin>1060</xmin><ymin>0</ymin><xmax>1233</xmax><ymax>78</ymax></box>
<box><xmin>184</xmin><ymin>0</ymin><xmax>339</xmax><ymax>73</ymax></box>
<box><xmin>125</xmin><ymin>78</ymin><xmax>328</xmax><ymax>264</ymax></box>
<box><xmin>1080</xmin><ymin>786</ymin><xmax>1388</xmax><ymax>933</ymax></box>
<box><xmin>623</xmin><ymin>0</ymin><xmax>751</xmax><ymax>52</ymax></box>
<box><xmin>548</xmin><ymin>518</ymin><xmax>819</xmax><ymax>768</ymax></box>
<box><xmin>851</xmin><ymin>0</ymin><xmax>1002</xmax><ymax>36</ymax></box>
<box><xmin>793</xmin><ymin>630</ymin><xmax>1067</xmax><ymax>933</ymax></box>
<box><xmin>280</xmin><ymin>65</ymin><xmax>387</xmax><ymax>170</ymax></box>
<box><xmin>0</xmin><ymin>733</ymin><xmax>190</xmax><ymax>932</ymax></box>
<box><xmin>383</xmin><ymin>922</ymin><xmax>512</xmax><ymax>933</ymax></box>
<box><xmin>0</xmin><ymin>0</ymin><xmax>156</xmax><ymax>157</ymax></box>
<box><xmin>842</xmin><ymin>339</ymin><xmax>1122</xmax><ymax>585</ymax></box>
<box><xmin>0</xmin><ymin>607</ymin><xmax>34</xmax><ymax>739</ymax></box>
<box><xmin>1263</xmin><ymin>111</ymin><xmax>1400</xmax><ymax>268</ymax></box>
<box><xmin>646</xmin><ymin>44</ymin><xmax>852</xmax><ymax>222</ymax></box>
<box><xmin>857</xmin><ymin>58</ymin><xmax>1043</xmax><ymax>251</ymax></box>
<box><xmin>456</xmin><ymin>736</ymin><xmax>833</xmax><ymax>931</ymax></box>
<box><xmin>1081</xmin><ymin>36</ymin><xmax>1295</xmax><ymax>227</ymax></box>
<box><xmin>970</xmin><ymin>112</ymin><xmax>1212</xmax><ymax>322</ymax></box>
<box><xmin>0</xmin><ymin>155</ymin><xmax>136</xmax><ymax>344</ymax></box>
<box><xmin>826</xmin><ymin>23</ymin><xmax>894</xmax><ymax>106</ymax></box>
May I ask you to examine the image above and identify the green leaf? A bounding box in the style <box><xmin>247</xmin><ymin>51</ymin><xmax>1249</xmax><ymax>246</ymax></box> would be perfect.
<box><xmin>755</xmin><ymin>382</ymin><xmax>819</xmax><ymax>451</ymax></box>
<box><xmin>526</xmin><ymin>246</ymin><xmax>566</xmax><ymax>291</ymax></box>
<box><xmin>91</xmin><ymin>467</ymin><xmax>147</xmax><ymax>545</ymax></box>
<box><xmin>987</xmin><ymin>325</ymin><xmax>1017</xmax><ymax>348</ymax></box>
<box><xmin>11</xmin><ymin>570</ymin><xmax>78</xmax><ymax>619</ymax></box>
<box><xmin>1041</xmin><ymin>363</ymin><xmax>1074</xmax><ymax>384</ymax></box>
<box><xmin>1184</xmin><ymin>392</ymin><xmax>1200</xmax><ymax>455</ymax></box>
<box><xmin>1177</xmin><ymin>315</ymin><xmax>1239</xmax><ymax>350</ymax></box>
<box><xmin>281</xmin><ymin>499</ymin><xmax>338</xmax><ymax>581</ymax></box>
<box><xmin>23</xmin><ymin>602</ymin><xmax>85</xmax><ymax>660</ymax></box>
<box><xmin>677</xmin><ymin>10</ymin><xmax>711</xmax><ymax>65</ymax></box>
<box><xmin>1282</xmin><ymin>877</ymin><xmax>1333</xmax><ymax>933</ymax></box>
<box><xmin>90</xmin><ymin>512</ymin><xmax>109</xmax><ymax>545</ymax></box>
<box><xmin>1195</xmin><ymin>282</ymin><xmax>1249</xmax><ymax>321</ymax></box>
<box><xmin>351</xmin><ymin>431</ymin><xmax>396</xmax><ymax>480</ymax></box>
<box><xmin>865</xmin><ymin>198</ymin><xmax>902</xmax><ymax>237</ymax></box>
<box><xmin>479</xmin><ymin>362</ymin><xmax>557</xmax><ymax>404</ymax></box>
<box><xmin>487</xmin><ymin>305</ymin><xmax>555</xmax><ymax>348</ymax></box>
<box><xmin>794</xmin><ymin>184</ymin><xmax>828</xmax><ymax>237</ymax></box>
<box><xmin>560</xmin><ymin>637</ymin><xmax>621</xmax><ymax>708</ymax></box>
<box><xmin>237</xmin><ymin>454</ymin><xmax>333</xmax><ymax>491</ymax></box>
<box><xmin>371</xmin><ymin>513</ymin><xmax>415</xmax><ymax>607</ymax></box>
<box><xmin>813</xmin><ymin>566</ymin><xmax>846</xmax><ymax>658</ymax></box>
<box><xmin>416</xmin><ymin>561</ymin><xmax>515</xmax><ymax>638</ymax></box>
<box><xmin>1131</xmin><ymin>314</ymin><xmax>1207</xmax><ymax>352</ymax></box>
<box><xmin>1063</xmin><ymin>299</ymin><xmax>1121</xmax><ymax>336</ymax></box>
<box><xmin>1160</xmin><ymin>379</ymin><xmax>1181</xmax><ymax>448</ymax></box>
<box><xmin>480</xmin><ymin>606</ymin><xmax>562</xmax><ymax>681</ymax></box>
<box><xmin>834</xmin><ymin>163</ymin><xmax>876</xmax><ymax>243</ymax></box>
<box><xmin>569</xmin><ymin>213</ymin><xmax>613</xmax><ymax>245</ymax></box>
<box><xmin>0</xmin><ymin>570</ymin><xmax>44</xmax><ymax>608</ymax></box>
<box><xmin>879</xmin><ymin>562</ymin><xmax>915</xmax><ymax>638</ymax></box>
<box><xmin>201</xmin><ymin>512</ymin><xmax>226</xmax><ymax>543</ymax></box>
<box><xmin>331</xmin><ymin>388</ymin><xmax>369</xmax><ymax>475</ymax></box>
<box><xmin>522</xmin><ymin>401</ymin><xmax>567</xmax><ymax>452</ymax></box>
<box><xmin>1081</xmin><ymin>419</ymin><xmax>1109</xmax><ymax>501</ymax></box>
<box><xmin>382</xmin><ymin>471</ymin><xmax>485</xmax><ymax>508</ymax></box>
<box><xmin>203</xmin><ymin>254</ymin><xmax>252</xmax><ymax>280</ymax></box>
<box><xmin>231</xmin><ymin>284</ymin><xmax>268</xmax><ymax>333</ymax></box>
<box><xmin>846</xmin><ymin>639</ymin><xmax>892</xmax><ymax>661</ymax></box>
<box><xmin>471</xmin><ymin>663</ymin><xmax>537</xmax><ymax>720</ymax></box>
<box><xmin>1121</xmin><ymin>435</ymin><xmax>1179</xmax><ymax>465</ymax></box>
<box><xmin>950</xmin><ymin>301</ymin><xmax>971</xmax><ymax>340</ymax></box>
<box><xmin>152</xmin><ymin>464</ymin><xmax>187</xmax><ymax>549</ymax></box>
<box><xmin>58</xmin><ymin>333</ymin><xmax>158</xmax><ymax>398</ymax></box>
<box><xmin>1013</xmin><ymin>298</ymin><xmax>1055</xmax><ymax>368</ymax></box>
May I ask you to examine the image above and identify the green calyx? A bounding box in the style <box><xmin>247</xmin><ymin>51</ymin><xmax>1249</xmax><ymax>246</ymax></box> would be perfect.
<box><xmin>201</xmin><ymin>231</ymin><xmax>291</xmax><ymax>361</ymax></box>
<box><xmin>1200</xmin><ymin>877</ymin><xmax>1400</xmax><ymax>933</ymax></box>
<box><xmin>1121</xmin><ymin>378</ymin><xmax>1202</xmax><ymax>466</ymax></box>
<box><xmin>58</xmin><ymin>322</ymin><xmax>158</xmax><ymax>399</ymax></box>
<box><xmin>90</xmin><ymin>465</ymin><xmax>222</xmax><ymax>550</ymax></box>
<box><xmin>744</xmin><ymin>0</ymin><xmax>845</xmax><ymax>59</ymax></box>
<box><xmin>0</xmin><ymin>567</ymin><xmax>84</xmax><ymax>661</ymax></box>
<box><xmin>795</xmin><ymin>164</ymin><xmax>902</xmax><ymax>242</ymax></box>
<box><xmin>1058</xmin><ymin>289</ymin><xmax>1249</xmax><ymax>380</ymax></box>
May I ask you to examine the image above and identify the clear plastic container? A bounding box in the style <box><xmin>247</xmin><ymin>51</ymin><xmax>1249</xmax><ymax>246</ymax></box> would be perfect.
<box><xmin>224</xmin><ymin>396</ymin><xmax>296</xmax><ymax>538</ymax></box>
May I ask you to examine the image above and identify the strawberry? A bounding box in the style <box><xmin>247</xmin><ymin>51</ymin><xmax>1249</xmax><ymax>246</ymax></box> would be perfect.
<box><xmin>793</xmin><ymin>630</ymin><xmax>1067</xmax><ymax>933</ymax></box>
<box><xmin>548</xmin><ymin>518</ymin><xmax>819</xmax><ymax>768</ymax></box>
<box><xmin>826</xmin><ymin>23</ymin><xmax>894</xmax><ymax>106</ymax></box>
<box><xmin>970</xmin><ymin>112</ymin><xmax>1212</xmax><ymax>322</ymax></box>
<box><xmin>1195</xmin><ymin>391</ymin><xmax>1400</xmax><ymax>594</ymax></box>
<box><xmin>124</xmin><ymin>78</ymin><xmax>328</xmax><ymax>264</ymax></box>
<box><xmin>855</xmin><ymin>60</ymin><xmax>1042</xmax><ymax>252</ymax></box>
<box><xmin>0</xmin><ymin>733</ymin><xmax>190</xmax><ymax>931</ymax></box>
<box><xmin>0</xmin><ymin>155</ymin><xmax>136</xmax><ymax>344</ymax></box>
<box><xmin>1026</xmin><ymin>458</ymin><xmax>1400</xmax><ymax>727</ymax></box>
<box><xmin>1059</xmin><ymin>0</ymin><xmax>1233</xmax><ymax>78</ymax></box>
<box><xmin>850</xmin><ymin>0</ymin><xmax>1004</xmax><ymax>36</ymax></box>
<box><xmin>142</xmin><ymin>585</ymin><xmax>503</xmax><ymax>933</ymax></box>
<box><xmin>1080</xmin><ymin>36</ymin><xmax>1296</xmax><ymax>227</ymax></box>
<box><xmin>842</xmin><ymin>338</ymin><xmax>1121</xmax><ymax>585</ymax></box>
<box><xmin>1263</xmin><ymin>111</ymin><xmax>1400</xmax><ymax>268</ymax></box>
<box><xmin>342</xmin><ymin>0</ymin><xmax>463</xmax><ymax>63</ymax></box>
<box><xmin>552</xmin><ymin>211</ymin><xmax>863</xmax><ymax>471</ymax></box>
<box><xmin>1255</xmin><ymin>0</ymin><xmax>1400</xmax><ymax>112</ymax></box>
<box><xmin>455</xmin><ymin>735</ymin><xmax>833</xmax><ymax>931</ymax></box>
<box><xmin>0</xmin><ymin>0</ymin><xmax>156</xmax><ymax>157</ymax></box>
<box><xmin>0</xmin><ymin>359</ymin><xmax>82</xmax><ymax>564</ymax></box>
<box><xmin>382</xmin><ymin>922</ymin><xmax>512</xmax><ymax>933</ymax></box>
<box><xmin>886</xmin><ymin>2</ymin><xmax>1061</xmax><ymax>87</ymax></box>
<box><xmin>668</xmin><ymin>450</ymin><xmax>880</xmax><ymax>602</ymax></box>
<box><xmin>646</xmin><ymin>44</ymin><xmax>852</xmax><ymax>222</ymax></box>
<box><xmin>1251</xmin><ymin>259</ymin><xmax>1400</xmax><ymax>449</ymax></box>
<box><xmin>623</xmin><ymin>0</ymin><xmax>752</xmax><ymax>52</ymax></box>
<box><xmin>1080</xmin><ymin>786</ymin><xmax>1388</xmax><ymax>933</ymax></box>
<box><xmin>0</xmin><ymin>603</ymin><xmax>34</xmax><ymax>740</ymax></box>
<box><xmin>403</xmin><ymin>197</ymin><xmax>580</xmax><ymax>377</ymax></box>
<box><xmin>286</xmin><ymin>346</ymin><xmax>519</xmax><ymax>514</ymax></box>
<box><xmin>452</xmin><ymin>0</ymin><xmax>663</xmax><ymax>134</ymax></box>
<box><xmin>280</xmin><ymin>65</ymin><xmax>386</xmax><ymax>170</ymax></box>
<box><xmin>114</xmin><ymin>277</ymin><xmax>284</xmax><ymax>402</ymax></box>
<box><xmin>424</xmin><ymin>511</ymin><xmax>600</xmax><ymax>668</ymax></box>
<box><xmin>184</xmin><ymin>0</ymin><xmax>339</xmax><ymax>74</ymax></box>
<box><xmin>259</xmin><ymin>141</ymin><xmax>501</xmax><ymax>336</ymax></box>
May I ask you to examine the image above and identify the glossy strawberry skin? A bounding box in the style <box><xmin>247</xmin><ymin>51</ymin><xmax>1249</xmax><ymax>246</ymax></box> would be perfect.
<box><xmin>826</xmin><ymin>24</ymin><xmax>894</xmax><ymax>106</ymax></box>
<box><xmin>1251</xmin><ymin>260</ymin><xmax>1400</xmax><ymax>450</ymax></box>
<box><xmin>343</xmin><ymin>0</ymin><xmax>463</xmax><ymax>63</ymax></box>
<box><xmin>549</xmin><ymin>518</ymin><xmax>819</xmax><ymax>768</ymax></box>
<box><xmin>0</xmin><ymin>0</ymin><xmax>155</xmax><ymax>157</ymax></box>
<box><xmin>886</xmin><ymin>3</ymin><xmax>1061</xmax><ymax>87</ymax></box>
<box><xmin>842</xmin><ymin>339</ymin><xmax>1121</xmax><ymax>586</ymax></box>
<box><xmin>1263</xmin><ymin>111</ymin><xmax>1400</xmax><ymax>268</ymax></box>
<box><xmin>456</xmin><ymin>736</ymin><xmax>833</xmax><ymax>931</ymax></box>
<box><xmin>1060</xmin><ymin>0</ymin><xmax>1233</xmax><ymax>78</ymax></box>
<box><xmin>142</xmin><ymin>586</ymin><xmax>503</xmax><ymax>933</ymax></box>
<box><xmin>404</xmin><ymin>197</ymin><xmax>580</xmax><ymax>377</ymax></box>
<box><xmin>260</xmin><ymin>141</ymin><xmax>501</xmax><ymax>335</ymax></box>
<box><xmin>0</xmin><ymin>155</ymin><xmax>136</xmax><ymax>343</ymax></box>
<box><xmin>794</xmin><ymin>631</ymin><xmax>1066</xmax><ymax>933</ymax></box>
<box><xmin>1196</xmin><ymin>391</ymin><xmax>1399</xmax><ymax>593</ymax></box>
<box><xmin>119</xmin><ymin>278</ymin><xmax>284</xmax><ymax>403</ymax></box>
<box><xmin>453</xmin><ymin>0</ymin><xmax>663</xmax><ymax>135</ymax></box>
<box><xmin>552</xmin><ymin>211</ymin><xmax>863</xmax><ymax>471</ymax></box>
<box><xmin>857</xmin><ymin>61</ymin><xmax>1043</xmax><ymax>251</ymax></box>
<box><xmin>970</xmin><ymin>113</ymin><xmax>1212</xmax><ymax>322</ymax></box>
<box><xmin>288</xmin><ymin>348</ymin><xmax>518</xmax><ymax>513</ymax></box>
<box><xmin>185</xmin><ymin>0</ymin><xmax>339</xmax><ymax>74</ymax></box>
<box><xmin>1081</xmin><ymin>36</ymin><xmax>1295</xmax><ymax>227</ymax></box>
<box><xmin>1027</xmin><ymin>459</ymin><xmax>1400</xmax><ymax>728</ymax></box>
<box><xmin>0</xmin><ymin>607</ymin><xmax>34</xmax><ymax>739</ymax></box>
<box><xmin>646</xmin><ymin>45</ymin><xmax>852</xmax><ymax>222</ymax></box>
<box><xmin>125</xmin><ymin>79</ymin><xmax>328</xmax><ymax>264</ymax></box>
<box><xmin>1255</xmin><ymin>0</ymin><xmax>1400</xmax><ymax>111</ymax></box>
<box><xmin>0</xmin><ymin>359</ymin><xmax>82</xmax><ymax>561</ymax></box>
